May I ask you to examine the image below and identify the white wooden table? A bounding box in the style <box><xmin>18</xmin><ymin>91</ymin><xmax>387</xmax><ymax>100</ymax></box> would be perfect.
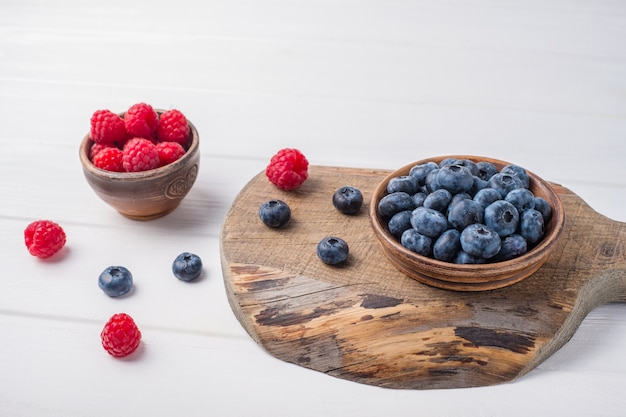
<box><xmin>1</xmin><ymin>1</ymin><xmax>625</xmax><ymax>415</ymax></box>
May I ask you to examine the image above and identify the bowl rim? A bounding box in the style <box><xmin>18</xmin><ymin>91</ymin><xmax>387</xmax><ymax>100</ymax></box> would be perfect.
<box><xmin>79</xmin><ymin>109</ymin><xmax>199</xmax><ymax>181</ymax></box>
<box><xmin>369</xmin><ymin>155</ymin><xmax>566</xmax><ymax>287</ymax></box>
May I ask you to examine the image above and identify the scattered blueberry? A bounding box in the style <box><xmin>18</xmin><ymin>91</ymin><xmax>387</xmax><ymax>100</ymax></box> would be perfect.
<box><xmin>333</xmin><ymin>186</ymin><xmax>363</xmax><ymax>215</ymax></box>
<box><xmin>401</xmin><ymin>229</ymin><xmax>433</xmax><ymax>257</ymax></box>
<box><xmin>317</xmin><ymin>237</ymin><xmax>349</xmax><ymax>265</ymax></box>
<box><xmin>259</xmin><ymin>199</ymin><xmax>291</xmax><ymax>228</ymax></box>
<box><xmin>460</xmin><ymin>223</ymin><xmax>502</xmax><ymax>259</ymax></box>
<box><xmin>484</xmin><ymin>200</ymin><xmax>520</xmax><ymax>237</ymax></box>
<box><xmin>99</xmin><ymin>266</ymin><xmax>133</xmax><ymax>297</ymax></box>
<box><xmin>172</xmin><ymin>252</ymin><xmax>203</xmax><ymax>282</ymax></box>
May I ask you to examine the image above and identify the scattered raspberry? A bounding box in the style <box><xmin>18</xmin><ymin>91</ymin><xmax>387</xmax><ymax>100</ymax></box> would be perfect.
<box><xmin>24</xmin><ymin>220</ymin><xmax>67</xmax><ymax>259</ymax></box>
<box><xmin>100</xmin><ymin>313</ymin><xmax>142</xmax><ymax>358</ymax></box>
<box><xmin>90</xmin><ymin>110</ymin><xmax>127</xmax><ymax>146</ymax></box>
<box><xmin>265</xmin><ymin>148</ymin><xmax>309</xmax><ymax>190</ymax></box>
<box><xmin>124</xmin><ymin>103</ymin><xmax>159</xmax><ymax>141</ymax></box>
<box><xmin>122</xmin><ymin>138</ymin><xmax>160</xmax><ymax>172</ymax></box>
<box><xmin>93</xmin><ymin>147</ymin><xmax>124</xmax><ymax>172</ymax></box>
<box><xmin>89</xmin><ymin>142</ymin><xmax>110</xmax><ymax>161</ymax></box>
<box><xmin>156</xmin><ymin>109</ymin><xmax>190</xmax><ymax>146</ymax></box>
<box><xmin>156</xmin><ymin>141</ymin><xmax>186</xmax><ymax>167</ymax></box>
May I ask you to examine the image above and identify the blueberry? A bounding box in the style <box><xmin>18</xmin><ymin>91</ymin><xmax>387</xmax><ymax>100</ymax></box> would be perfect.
<box><xmin>378</xmin><ymin>192</ymin><xmax>414</xmax><ymax>219</ymax></box>
<box><xmin>333</xmin><ymin>186</ymin><xmax>363</xmax><ymax>215</ymax></box>
<box><xmin>409</xmin><ymin>162</ymin><xmax>439</xmax><ymax>185</ymax></box>
<box><xmin>439</xmin><ymin>158</ymin><xmax>459</xmax><ymax>168</ymax></box>
<box><xmin>423</xmin><ymin>188</ymin><xmax>452</xmax><ymax>212</ymax></box>
<box><xmin>388</xmin><ymin>210</ymin><xmax>413</xmax><ymax>238</ymax></box>
<box><xmin>99</xmin><ymin>266</ymin><xmax>133</xmax><ymax>297</ymax></box>
<box><xmin>492</xmin><ymin>234</ymin><xmax>528</xmax><ymax>262</ymax></box>
<box><xmin>424</xmin><ymin>168</ymin><xmax>441</xmax><ymax>192</ymax></box>
<box><xmin>534</xmin><ymin>197</ymin><xmax>552</xmax><ymax>223</ymax></box>
<box><xmin>448</xmin><ymin>199</ymin><xmax>484</xmax><ymax>231</ymax></box>
<box><xmin>501</xmin><ymin>164</ymin><xmax>530</xmax><ymax>188</ymax></box>
<box><xmin>460</xmin><ymin>224</ymin><xmax>501</xmax><ymax>259</ymax></box>
<box><xmin>436</xmin><ymin>164</ymin><xmax>474</xmax><ymax>194</ymax></box>
<box><xmin>172</xmin><ymin>252</ymin><xmax>203</xmax><ymax>282</ymax></box>
<box><xmin>317</xmin><ymin>237</ymin><xmax>349</xmax><ymax>265</ymax></box>
<box><xmin>487</xmin><ymin>172</ymin><xmax>523</xmax><ymax>198</ymax></box>
<box><xmin>468</xmin><ymin>176</ymin><xmax>489</xmax><ymax>196</ymax></box>
<box><xmin>484</xmin><ymin>200</ymin><xmax>520</xmax><ymax>237</ymax></box>
<box><xmin>387</xmin><ymin>176</ymin><xmax>419</xmax><ymax>195</ymax></box>
<box><xmin>411</xmin><ymin>192</ymin><xmax>428</xmax><ymax>208</ymax></box>
<box><xmin>259</xmin><ymin>200</ymin><xmax>291</xmax><ymax>228</ymax></box>
<box><xmin>505</xmin><ymin>188</ymin><xmax>535</xmax><ymax>213</ymax></box>
<box><xmin>453</xmin><ymin>250</ymin><xmax>486</xmax><ymax>264</ymax></box>
<box><xmin>448</xmin><ymin>192</ymin><xmax>472</xmax><ymax>211</ymax></box>
<box><xmin>476</xmin><ymin>161</ymin><xmax>498</xmax><ymax>181</ymax></box>
<box><xmin>401</xmin><ymin>229</ymin><xmax>433</xmax><ymax>257</ymax></box>
<box><xmin>410</xmin><ymin>207</ymin><xmax>448</xmax><ymax>238</ymax></box>
<box><xmin>433</xmin><ymin>229</ymin><xmax>461</xmax><ymax>262</ymax></box>
<box><xmin>520</xmin><ymin>209</ymin><xmax>545</xmax><ymax>245</ymax></box>
<box><xmin>473</xmin><ymin>187</ymin><xmax>501</xmax><ymax>209</ymax></box>
<box><xmin>454</xmin><ymin>159</ymin><xmax>479</xmax><ymax>176</ymax></box>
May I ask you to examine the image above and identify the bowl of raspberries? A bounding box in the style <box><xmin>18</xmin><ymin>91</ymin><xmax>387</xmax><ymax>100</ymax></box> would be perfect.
<box><xmin>79</xmin><ymin>103</ymin><xmax>200</xmax><ymax>220</ymax></box>
<box><xmin>370</xmin><ymin>155</ymin><xmax>565</xmax><ymax>291</ymax></box>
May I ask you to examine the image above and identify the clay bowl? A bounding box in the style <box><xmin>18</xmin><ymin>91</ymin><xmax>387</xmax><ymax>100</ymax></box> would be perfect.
<box><xmin>369</xmin><ymin>155</ymin><xmax>565</xmax><ymax>291</ymax></box>
<box><xmin>79</xmin><ymin>111</ymin><xmax>200</xmax><ymax>220</ymax></box>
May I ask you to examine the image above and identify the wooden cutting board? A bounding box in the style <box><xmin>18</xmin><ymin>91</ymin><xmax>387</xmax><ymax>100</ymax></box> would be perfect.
<box><xmin>220</xmin><ymin>165</ymin><xmax>626</xmax><ymax>389</ymax></box>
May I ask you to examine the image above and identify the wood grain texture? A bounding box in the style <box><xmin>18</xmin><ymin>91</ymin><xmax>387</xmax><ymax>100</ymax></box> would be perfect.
<box><xmin>221</xmin><ymin>165</ymin><xmax>626</xmax><ymax>389</ymax></box>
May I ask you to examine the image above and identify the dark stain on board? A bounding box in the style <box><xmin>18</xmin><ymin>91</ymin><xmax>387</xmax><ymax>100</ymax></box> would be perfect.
<box><xmin>455</xmin><ymin>326</ymin><xmax>535</xmax><ymax>354</ymax></box>
<box><xmin>360</xmin><ymin>294</ymin><xmax>404</xmax><ymax>309</ymax></box>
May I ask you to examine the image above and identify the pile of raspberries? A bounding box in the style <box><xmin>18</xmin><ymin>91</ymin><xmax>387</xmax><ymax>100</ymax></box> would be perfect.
<box><xmin>89</xmin><ymin>103</ymin><xmax>191</xmax><ymax>172</ymax></box>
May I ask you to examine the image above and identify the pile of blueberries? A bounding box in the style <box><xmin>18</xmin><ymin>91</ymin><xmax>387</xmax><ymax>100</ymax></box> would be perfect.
<box><xmin>377</xmin><ymin>158</ymin><xmax>552</xmax><ymax>264</ymax></box>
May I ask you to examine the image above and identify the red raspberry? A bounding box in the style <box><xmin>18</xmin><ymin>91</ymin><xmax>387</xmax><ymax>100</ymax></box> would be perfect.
<box><xmin>265</xmin><ymin>148</ymin><xmax>309</xmax><ymax>190</ymax></box>
<box><xmin>100</xmin><ymin>313</ymin><xmax>142</xmax><ymax>358</ymax></box>
<box><xmin>156</xmin><ymin>109</ymin><xmax>190</xmax><ymax>146</ymax></box>
<box><xmin>24</xmin><ymin>220</ymin><xmax>67</xmax><ymax>259</ymax></box>
<box><xmin>124</xmin><ymin>103</ymin><xmax>159</xmax><ymax>141</ymax></box>
<box><xmin>90</xmin><ymin>110</ymin><xmax>127</xmax><ymax>146</ymax></box>
<box><xmin>122</xmin><ymin>138</ymin><xmax>160</xmax><ymax>172</ymax></box>
<box><xmin>93</xmin><ymin>147</ymin><xmax>124</xmax><ymax>172</ymax></box>
<box><xmin>156</xmin><ymin>141</ymin><xmax>186</xmax><ymax>167</ymax></box>
<box><xmin>89</xmin><ymin>142</ymin><xmax>109</xmax><ymax>160</ymax></box>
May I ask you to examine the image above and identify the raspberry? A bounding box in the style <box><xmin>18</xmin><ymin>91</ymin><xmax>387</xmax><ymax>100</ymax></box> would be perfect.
<box><xmin>24</xmin><ymin>220</ymin><xmax>67</xmax><ymax>259</ymax></box>
<box><xmin>156</xmin><ymin>141</ymin><xmax>186</xmax><ymax>167</ymax></box>
<box><xmin>90</xmin><ymin>110</ymin><xmax>127</xmax><ymax>146</ymax></box>
<box><xmin>100</xmin><ymin>313</ymin><xmax>142</xmax><ymax>358</ymax></box>
<box><xmin>265</xmin><ymin>148</ymin><xmax>309</xmax><ymax>191</ymax></box>
<box><xmin>124</xmin><ymin>103</ymin><xmax>159</xmax><ymax>141</ymax></box>
<box><xmin>122</xmin><ymin>138</ymin><xmax>160</xmax><ymax>172</ymax></box>
<box><xmin>93</xmin><ymin>147</ymin><xmax>124</xmax><ymax>172</ymax></box>
<box><xmin>89</xmin><ymin>142</ymin><xmax>109</xmax><ymax>161</ymax></box>
<box><xmin>156</xmin><ymin>109</ymin><xmax>190</xmax><ymax>146</ymax></box>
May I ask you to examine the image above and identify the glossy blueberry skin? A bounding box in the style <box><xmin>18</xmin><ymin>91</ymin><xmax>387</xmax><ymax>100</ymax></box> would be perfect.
<box><xmin>476</xmin><ymin>161</ymin><xmax>498</xmax><ymax>181</ymax></box>
<box><xmin>453</xmin><ymin>250</ymin><xmax>486</xmax><ymax>265</ymax></box>
<box><xmin>436</xmin><ymin>164</ymin><xmax>474</xmax><ymax>194</ymax></box>
<box><xmin>473</xmin><ymin>187</ymin><xmax>501</xmax><ymax>209</ymax></box>
<box><xmin>98</xmin><ymin>266</ymin><xmax>133</xmax><ymax>297</ymax></box>
<box><xmin>423</xmin><ymin>188</ymin><xmax>452</xmax><ymax>212</ymax></box>
<box><xmin>333</xmin><ymin>186</ymin><xmax>363</xmax><ymax>215</ymax></box>
<box><xmin>433</xmin><ymin>229</ymin><xmax>461</xmax><ymax>262</ymax></box>
<box><xmin>501</xmin><ymin>164</ymin><xmax>530</xmax><ymax>188</ymax></box>
<box><xmin>259</xmin><ymin>199</ymin><xmax>291</xmax><ymax>228</ymax></box>
<box><xmin>520</xmin><ymin>209</ymin><xmax>545</xmax><ymax>245</ymax></box>
<box><xmin>409</xmin><ymin>161</ymin><xmax>439</xmax><ymax>185</ymax></box>
<box><xmin>448</xmin><ymin>199</ymin><xmax>484</xmax><ymax>231</ymax></box>
<box><xmin>401</xmin><ymin>229</ymin><xmax>433</xmax><ymax>257</ymax></box>
<box><xmin>388</xmin><ymin>210</ymin><xmax>413</xmax><ymax>238</ymax></box>
<box><xmin>484</xmin><ymin>200</ymin><xmax>520</xmax><ymax>237</ymax></box>
<box><xmin>378</xmin><ymin>192</ymin><xmax>414</xmax><ymax>219</ymax></box>
<box><xmin>492</xmin><ymin>234</ymin><xmax>528</xmax><ymax>262</ymax></box>
<box><xmin>172</xmin><ymin>252</ymin><xmax>203</xmax><ymax>282</ymax></box>
<box><xmin>505</xmin><ymin>188</ymin><xmax>535</xmax><ymax>213</ymax></box>
<box><xmin>387</xmin><ymin>176</ymin><xmax>419</xmax><ymax>195</ymax></box>
<box><xmin>460</xmin><ymin>223</ymin><xmax>502</xmax><ymax>259</ymax></box>
<box><xmin>410</xmin><ymin>207</ymin><xmax>448</xmax><ymax>238</ymax></box>
<box><xmin>317</xmin><ymin>237</ymin><xmax>349</xmax><ymax>265</ymax></box>
<box><xmin>487</xmin><ymin>172</ymin><xmax>524</xmax><ymax>198</ymax></box>
<box><xmin>534</xmin><ymin>197</ymin><xmax>552</xmax><ymax>223</ymax></box>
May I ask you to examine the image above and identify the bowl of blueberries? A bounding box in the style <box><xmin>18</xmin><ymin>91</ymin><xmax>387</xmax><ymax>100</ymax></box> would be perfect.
<box><xmin>369</xmin><ymin>155</ymin><xmax>565</xmax><ymax>291</ymax></box>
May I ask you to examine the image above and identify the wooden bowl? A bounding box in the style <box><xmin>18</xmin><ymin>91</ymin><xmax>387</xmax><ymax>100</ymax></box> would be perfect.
<box><xmin>79</xmin><ymin>111</ymin><xmax>200</xmax><ymax>220</ymax></box>
<box><xmin>369</xmin><ymin>155</ymin><xmax>565</xmax><ymax>291</ymax></box>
